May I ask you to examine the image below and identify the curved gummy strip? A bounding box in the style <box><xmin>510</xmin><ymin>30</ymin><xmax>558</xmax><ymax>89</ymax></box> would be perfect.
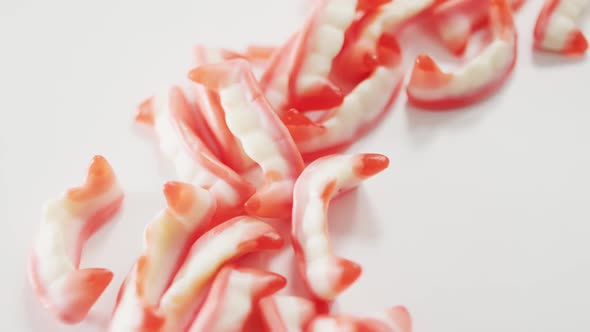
<box><xmin>295</xmin><ymin>61</ymin><xmax>404</xmax><ymax>159</ymax></box>
<box><xmin>287</xmin><ymin>0</ymin><xmax>359</xmax><ymax>111</ymax></box>
<box><xmin>190</xmin><ymin>60</ymin><xmax>305</xmax><ymax>220</ymax></box>
<box><xmin>332</xmin><ymin>0</ymin><xmax>436</xmax><ymax>88</ymax></box>
<box><xmin>136</xmin><ymin>86</ymin><xmax>255</xmax><ymax>221</ymax></box>
<box><xmin>259</xmin><ymin>295</ymin><xmax>317</xmax><ymax>332</ymax></box>
<box><xmin>193</xmin><ymin>86</ymin><xmax>256</xmax><ymax>174</ymax></box>
<box><xmin>407</xmin><ymin>0</ymin><xmax>517</xmax><ymax>110</ymax></box>
<box><xmin>308</xmin><ymin>306</ymin><xmax>412</xmax><ymax>332</ymax></box>
<box><xmin>262</xmin><ymin>0</ymin><xmax>359</xmax><ymax>112</ymax></box>
<box><xmin>109</xmin><ymin>182</ymin><xmax>216</xmax><ymax>331</ymax></box>
<box><xmin>140</xmin><ymin>182</ymin><xmax>217</xmax><ymax>304</ymax></box>
<box><xmin>28</xmin><ymin>156</ymin><xmax>123</xmax><ymax>323</ymax></box>
<box><xmin>187</xmin><ymin>266</ymin><xmax>286</xmax><ymax>332</ymax></box>
<box><xmin>431</xmin><ymin>0</ymin><xmax>525</xmax><ymax>55</ymax></box>
<box><xmin>193</xmin><ymin>46</ymin><xmax>256</xmax><ymax>173</ymax></box>
<box><xmin>158</xmin><ymin>216</ymin><xmax>283</xmax><ymax>331</ymax></box>
<box><xmin>534</xmin><ymin>0</ymin><xmax>588</xmax><ymax>56</ymax></box>
<box><xmin>292</xmin><ymin>153</ymin><xmax>389</xmax><ymax>300</ymax></box>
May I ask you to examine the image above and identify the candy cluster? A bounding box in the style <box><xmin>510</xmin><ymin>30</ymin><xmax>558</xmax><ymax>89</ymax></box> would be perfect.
<box><xmin>28</xmin><ymin>0</ymin><xmax>587</xmax><ymax>331</ymax></box>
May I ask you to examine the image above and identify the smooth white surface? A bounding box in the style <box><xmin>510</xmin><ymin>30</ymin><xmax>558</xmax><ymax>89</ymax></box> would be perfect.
<box><xmin>1</xmin><ymin>1</ymin><xmax>589</xmax><ymax>331</ymax></box>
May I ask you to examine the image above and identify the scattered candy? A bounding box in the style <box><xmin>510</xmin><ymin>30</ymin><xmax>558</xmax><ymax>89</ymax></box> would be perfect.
<box><xmin>30</xmin><ymin>0</ymin><xmax>588</xmax><ymax>329</ymax></box>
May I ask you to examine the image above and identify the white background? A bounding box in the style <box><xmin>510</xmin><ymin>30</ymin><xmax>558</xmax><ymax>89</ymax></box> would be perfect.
<box><xmin>1</xmin><ymin>1</ymin><xmax>589</xmax><ymax>331</ymax></box>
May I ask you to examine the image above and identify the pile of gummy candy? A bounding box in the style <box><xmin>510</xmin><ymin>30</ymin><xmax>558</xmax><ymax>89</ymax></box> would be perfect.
<box><xmin>28</xmin><ymin>0</ymin><xmax>587</xmax><ymax>331</ymax></box>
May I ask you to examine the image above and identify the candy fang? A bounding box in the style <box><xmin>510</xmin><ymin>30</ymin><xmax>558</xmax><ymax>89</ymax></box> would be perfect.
<box><xmin>534</xmin><ymin>0</ymin><xmax>588</xmax><ymax>56</ymax></box>
<box><xmin>407</xmin><ymin>0</ymin><xmax>517</xmax><ymax>109</ymax></box>
<box><xmin>292</xmin><ymin>153</ymin><xmax>389</xmax><ymax>300</ymax></box>
<box><xmin>28</xmin><ymin>156</ymin><xmax>123</xmax><ymax>323</ymax></box>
